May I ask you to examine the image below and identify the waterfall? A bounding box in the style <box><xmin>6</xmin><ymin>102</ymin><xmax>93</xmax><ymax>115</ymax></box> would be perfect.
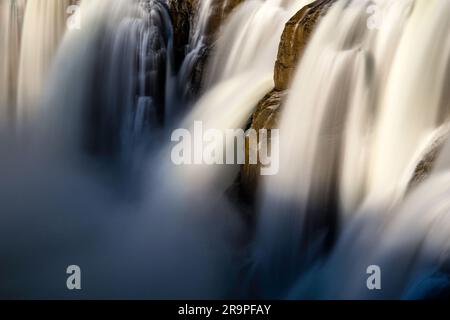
<box><xmin>140</xmin><ymin>1</ymin><xmax>314</xmax><ymax>242</ymax></box>
<box><xmin>42</xmin><ymin>0</ymin><xmax>173</xmax><ymax>159</ymax></box>
<box><xmin>16</xmin><ymin>0</ymin><xmax>73</xmax><ymax>126</ymax></box>
<box><xmin>285</xmin><ymin>170</ymin><xmax>450</xmax><ymax>299</ymax></box>
<box><xmin>253</xmin><ymin>0</ymin><xmax>450</xmax><ymax>298</ymax></box>
<box><xmin>0</xmin><ymin>0</ymin><xmax>26</xmax><ymax>124</ymax></box>
<box><xmin>189</xmin><ymin>0</ymin><xmax>312</xmax><ymax>123</ymax></box>
<box><xmin>0</xmin><ymin>0</ymin><xmax>233</xmax><ymax>299</ymax></box>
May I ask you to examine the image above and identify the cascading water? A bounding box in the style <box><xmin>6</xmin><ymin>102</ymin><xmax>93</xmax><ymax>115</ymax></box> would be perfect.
<box><xmin>166</xmin><ymin>0</ymin><xmax>312</xmax><ymax>193</ymax></box>
<box><xmin>253</xmin><ymin>0</ymin><xmax>450</xmax><ymax>298</ymax></box>
<box><xmin>367</xmin><ymin>0</ymin><xmax>450</xmax><ymax>203</ymax></box>
<box><xmin>171</xmin><ymin>0</ymin><xmax>216</xmax><ymax>112</ymax></box>
<box><xmin>0</xmin><ymin>0</ymin><xmax>26</xmax><ymax>123</ymax></box>
<box><xmin>43</xmin><ymin>0</ymin><xmax>173</xmax><ymax>160</ymax></box>
<box><xmin>16</xmin><ymin>0</ymin><xmax>73</xmax><ymax>125</ymax></box>
<box><xmin>1</xmin><ymin>0</ymin><xmax>450</xmax><ymax>300</ymax></box>
<box><xmin>285</xmin><ymin>169</ymin><xmax>450</xmax><ymax>299</ymax></box>
<box><xmin>190</xmin><ymin>0</ymin><xmax>214</xmax><ymax>48</ymax></box>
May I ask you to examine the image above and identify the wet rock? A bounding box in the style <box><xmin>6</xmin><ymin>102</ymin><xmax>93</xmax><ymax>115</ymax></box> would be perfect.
<box><xmin>201</xmin><ymin>0</ymin><xmax>243</xmax><ymax>41</ymax></box>
<box><xmin>408</xmin><ymin>127</ymin><xmax>450</xmax><ymax>191</ymax></box>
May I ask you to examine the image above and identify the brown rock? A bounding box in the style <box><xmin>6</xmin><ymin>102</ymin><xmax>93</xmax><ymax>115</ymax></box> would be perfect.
<box><xmin>200</xmin><ymin>0</ymin><xmax>243</xmax><ymax>41</ymax></box>
<box><xmin>275</xmin><ymin>0</ymin><xmax>336</xmax><ymax>90</ymax></box>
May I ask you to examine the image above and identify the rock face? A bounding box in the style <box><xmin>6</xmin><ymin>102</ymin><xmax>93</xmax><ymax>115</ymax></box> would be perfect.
<box><xmin>241</xmin><ymin>0</ymin><xmax>336</xmax><ymax>196</ymax></box>
<box><xmin>408</xmin><ymin>126</ymin><xmax>450</xmax><ymax>191</ymax></box>
<box><xmin>274</xmin><ymin>0</ymin><xmax>335</xmax><ymax>91</ymax></box>
<box><xmin>168</xmin><ymin>0</ymin><xmax>243</xmax><ymax>99</ymax></box>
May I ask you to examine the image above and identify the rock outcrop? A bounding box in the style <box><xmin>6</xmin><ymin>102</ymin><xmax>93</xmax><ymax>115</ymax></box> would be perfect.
<box><xmin>241</xmin><ymin>0</ymin><xmax>336</xmax><ymax>196</ymax></box>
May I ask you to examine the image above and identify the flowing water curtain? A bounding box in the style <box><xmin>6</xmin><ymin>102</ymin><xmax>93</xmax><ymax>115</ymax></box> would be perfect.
<box><xmin>204</xmin><ymin>0</ymin><xmax>318</xmax><ymax>86</ymax></box>
<box><xmin>252</xmin><ymin>0</ymin><xmax>450</xmax><ymax>298</ymax></box>
<box><xmin>16</xmin><ymin>0</ymin><xmax>75</xmax><ymax>127</ymax></box>
<box><xmin>124</xmin><ymin>1</ymin><xmax>318</xmax><ymax>296</ymax></box>
<box><xmin>333</xmin><ymin>0</ymin><xmax>450</xmax><ymax>298</ymax></box>
<box><xmin>173</xmin><ymin>0</ymin><xmax>226</xmax><ymax>114</ymax></box>
<box><xmin>0</xmin><ymin>0</ymin><xmax>27</xmax><ymax>124</ymax></box>
<box><xmin>42</xmin><ymin>0</ymin><xmax>173</xmax><ymax>158</ymax></box>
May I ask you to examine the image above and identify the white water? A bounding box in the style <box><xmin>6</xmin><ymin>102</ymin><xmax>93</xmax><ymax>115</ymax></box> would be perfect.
<box><xmin>254</xmin><ymin>0</ymin><xmax>450</xmax><ymax>298</ymax></box>
<box><xmin>0</xmin><ymin>0</ymin><xmax>26</xmax><ymax>123</ymax></box>
<box><xmin>17</xmin><ymin>0</ymin><xmax>72</xmax><ymax>125</ymax></box>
